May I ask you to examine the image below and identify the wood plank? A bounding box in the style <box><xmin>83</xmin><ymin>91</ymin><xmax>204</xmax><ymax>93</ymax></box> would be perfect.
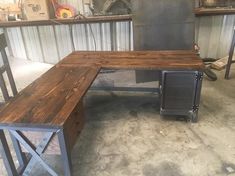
<box><xmin>0</xmin><ymin>15</ymin><xmax>132</xmax><ymax>28</ymax></box>
<box><xmin>0</xmin><ymin>50</ymin><xmax>204</xmax><ymax>129</ymax></box>
<box><xmin>211</xmin><ymin>55</ymin><xmax>235</xmax><ymax>70</ymax></box>
<box><xmin>21</xmin><ymin>99</ymin><xmax>85</xmax><ymax>154</ymax></box>
<box><xmin>0</xmin><ymin>66</ymin><xmax>100</xmax><ymax>127</ymax></box>
<box><xmin>59</xmin><ymin>51</ymin><xmax>205</xmax><ymax>70</ymax></box>
<box><xmin>195</xmin><ymin>8</ymin><xmax>235</xmax><ymax>16</ymax></box>
<box><xmin>64</xmin><ymin>100</ymin><xmax>85</xmax><ymax>150</ymax></box>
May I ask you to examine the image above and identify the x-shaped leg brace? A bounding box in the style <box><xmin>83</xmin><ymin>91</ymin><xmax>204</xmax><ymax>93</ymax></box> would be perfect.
<box><xmin>9</xmin><ymin>130</ymin><xmax>58</xmax><ymax>176</ymax></box>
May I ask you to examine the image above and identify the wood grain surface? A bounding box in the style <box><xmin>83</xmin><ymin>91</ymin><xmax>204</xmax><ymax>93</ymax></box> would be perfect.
<box><xmin>21</xmin><ymin>100</ymin><xmax>85</xmax><ymax>154</ymax></box>
<box><xmin>59</xmin><ymin>51</ymin><xmax>204</xmax><ymax>70</ymax></box>
<box><xmin>0</xmin><ymin>50</ymin><xmax>204</xmax><ymax>128</ymax></box>
<box><xmin>0</xmin><ymin>66</ymin><xmax>100</xmax><ymax>128</ymax></box>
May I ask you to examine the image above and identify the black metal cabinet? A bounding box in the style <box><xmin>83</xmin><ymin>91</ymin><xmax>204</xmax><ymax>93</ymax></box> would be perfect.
<box><xmin>160</xmin><ymin>71</ymin><xmax>203</xmax><ymax>122</ymax></box>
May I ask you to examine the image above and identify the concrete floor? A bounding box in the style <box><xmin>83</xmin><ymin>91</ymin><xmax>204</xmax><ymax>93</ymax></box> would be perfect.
<box><xmin>1</xmin><ymin>58</ymin><xmax>235</xmax><ymax>176</ymax></box>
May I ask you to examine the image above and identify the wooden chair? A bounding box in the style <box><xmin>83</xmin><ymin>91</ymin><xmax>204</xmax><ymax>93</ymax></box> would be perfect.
<box><xmin>0</xmin><ymin>33</ymin><xmax>19</xmax><ymax>176</ymax></box>
<box><xmin>225</xmin><ymin>27</ymin><xmax>235</xmax><ymax>79</ymax></box>
<box><xmin>0</xmin><ymin>33</ymin><xmax>18</xmax><ymax>101</ymax></box>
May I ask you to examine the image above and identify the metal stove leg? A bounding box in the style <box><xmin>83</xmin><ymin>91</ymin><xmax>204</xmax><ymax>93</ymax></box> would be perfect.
<box><xmin>0</xmin><ymin>130</ymin><xmax>18</xmax><ymax>176</ymax></box>
<box><xmin>57</xmin><ymin>129</ymin><xmax>72</xmax><ymax>176</ymax></box>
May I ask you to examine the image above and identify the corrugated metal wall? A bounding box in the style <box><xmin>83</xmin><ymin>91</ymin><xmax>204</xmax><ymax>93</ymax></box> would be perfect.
<box><xmin>4</xmin><ymin>21</ymin><xmax>133</xmax><ymax>64</ymax></box>
<box><xmin>196</xmin><ymin>15</ymin><xmax>235</xmax><ymax>59</ymax></box>
<box><xmin>0</xmin><ymin>29</ymin><xmax>3</xmax><ymax>67</ymax></box>
<box><xmin>1</xmin><ymin>0</ymin><xmax>235</xmax><ymax>63</ymax></box>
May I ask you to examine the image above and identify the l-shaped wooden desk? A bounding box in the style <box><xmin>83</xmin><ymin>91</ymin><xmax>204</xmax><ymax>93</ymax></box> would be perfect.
<box><xmin>0</xmin><ymin>51</ymin><xmax>204</xmax><ymax>176</ymax></box>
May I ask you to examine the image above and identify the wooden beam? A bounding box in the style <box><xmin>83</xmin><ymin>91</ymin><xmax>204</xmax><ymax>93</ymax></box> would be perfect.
<box><xmin>195</xmin><ymin>8</ymin><xmax>235</xmax><ymax>16</ymax></box>
<box><xmin>0</xmin><ymin>15</ymin><xmax>132</xmax><ymax>28</ymax></box>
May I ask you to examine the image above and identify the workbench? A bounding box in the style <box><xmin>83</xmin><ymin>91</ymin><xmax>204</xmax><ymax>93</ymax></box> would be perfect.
<box><xmin>0</xmin><ymin>51</ymin><xmax>204</xmax><ymax>176</ymax></box>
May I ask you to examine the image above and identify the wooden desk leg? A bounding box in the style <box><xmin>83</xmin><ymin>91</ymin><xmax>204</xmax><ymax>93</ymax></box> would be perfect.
<box><xmin>57</xmin><ymin>129</ymin><xmax>72</xmax><ymax>176</ymax></box>
<box><xmin>0</xmin><ymin>130</ymin><xmax>18</xmax><ymax>176</ymax></box>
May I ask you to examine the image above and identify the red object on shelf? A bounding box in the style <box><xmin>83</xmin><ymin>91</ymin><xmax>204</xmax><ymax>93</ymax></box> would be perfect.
<box><xmin>51</xmin><ymin>0</ymin><xmax>76</xmax><ymax>19</ymax></box>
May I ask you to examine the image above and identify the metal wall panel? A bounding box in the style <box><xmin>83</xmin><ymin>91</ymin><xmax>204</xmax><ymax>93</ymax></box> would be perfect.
<box><xmin>38</xmin><ymin>26</ymin><xmax>60</xmax><ymax>64</ymax></box>
<box><xmin>196</xmin><ymin>15</ymin><xmax>235</xmax><ymax>59</ymax></box>
<box><xmin>101</xmin><ymin>23</ymin><xmax>112</xmax><ymax>51</ymax></box>
<box><xmin>6</xmin><ymin>27</ymin><xmax>27</xmax><ymax>59</ymax></box>
<box><xmin>87</xmin><ymin>23</ymin><xmax>102</xmax><ymax>51</ymax></box>
<box><xmin>116</xmin><ymin>21</ymin><xmax>132</xmax><ymax>51</ymax></box>
<box><xmin>0</xmin><ymin>30</ymin><xmax>3</xmax><ymax>66</ymax></box>
<box><xmin>54</xmin><ymin>25</ymin><xmax>73</xmax><ymax>59</ymax></box>
<box><xmin>72</xmin><ymin>23</ymin><xmax>89</xmax><ymax>50</ymax></box>
<box><xmin>6</xmin><ymin>17</ymin><xmax>235</xmax><ymax>63</ymax></box>
<box><xmin>130</xmin><ymin>21</ymin><xmax>133</xmax><ymax>51</ymax></box>
<box><xmin>132</xmin><ymin>0</ymin><xmax>195</xmax><ymax>50</ymax></box>
<box><xmin>2</xmin><ymin>0</ymin><xmax>235</xmax><ymax>63</ymax></box>
<box><xmin>20</xmin><ymin>26</ymin><xmax>43</xmax><ymax>62</ymax></box>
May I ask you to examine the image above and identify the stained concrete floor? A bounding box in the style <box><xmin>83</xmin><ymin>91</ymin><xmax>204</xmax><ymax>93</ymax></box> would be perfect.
<box><xmin>1</xmin><ymin>58</ymin><xmax>235</xmax><ymax>176</ymax></box>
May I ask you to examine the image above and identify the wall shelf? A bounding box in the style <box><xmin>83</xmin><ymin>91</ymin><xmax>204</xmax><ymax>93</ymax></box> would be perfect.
<box><xmin>1</xmin><ymin>9</ymin><xmax>234</xmax><ymax>28</ymax></box>
<box><xmin>195</xmin><ymin>8</ymin><xmax>235</xmax><ymax>16</ymax></box>
<box><xmin>0</xmin><ymin>15</ymin><xmax>132</xmax><ymax>28</ymax></box>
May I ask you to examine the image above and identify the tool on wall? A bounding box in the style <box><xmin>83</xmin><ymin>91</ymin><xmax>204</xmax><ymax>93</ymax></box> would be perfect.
<box><xmin>51</xmin><ymin>0</ymin><xmax>76</xmax><ymax>19</ymax></box>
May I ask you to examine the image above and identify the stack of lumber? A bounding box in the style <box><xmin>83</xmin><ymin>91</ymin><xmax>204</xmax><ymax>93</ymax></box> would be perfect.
<box><xmin>211</xmin><ymin>55</ymin><xmax>235</xmax><ymax>70</ymax></box>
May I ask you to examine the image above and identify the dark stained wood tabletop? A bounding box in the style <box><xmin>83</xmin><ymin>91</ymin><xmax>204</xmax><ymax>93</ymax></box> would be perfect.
<box><xmin>59</xmin><ymin>51</ymin><xmax>205</xmax><ymax>70</ymax></box>
<box><xmin>0</xmin><ymin>66</ymin><xmax>100</xmax><ymax>128</ymax></box>
<box><xmin>0</xmin><ymin>50</ymin><xmax>204</xmax><ymax>128</ymax></box>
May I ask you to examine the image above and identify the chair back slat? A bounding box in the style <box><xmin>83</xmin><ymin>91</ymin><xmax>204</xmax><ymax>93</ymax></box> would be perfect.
<box><xmin>0</xmin><ymin>33</ymin><xmax>18</xmax><ymax>102</ymax></box>
<box><xmin>0</xmin><ymin>34</ymin><xmax>7</xmax><ymax>50</ymax></box>
<box><xmin>1</xmin><ymin>49</ymin><xmax>18</xmax><ymax>96</ymax></box>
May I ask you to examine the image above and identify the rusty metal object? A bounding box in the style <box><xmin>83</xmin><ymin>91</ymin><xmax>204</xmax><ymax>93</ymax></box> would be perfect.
<box><xmin>93</xmin><ymin>0</ymin><xmax>132</xmax><ymax>15</ymax></box>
